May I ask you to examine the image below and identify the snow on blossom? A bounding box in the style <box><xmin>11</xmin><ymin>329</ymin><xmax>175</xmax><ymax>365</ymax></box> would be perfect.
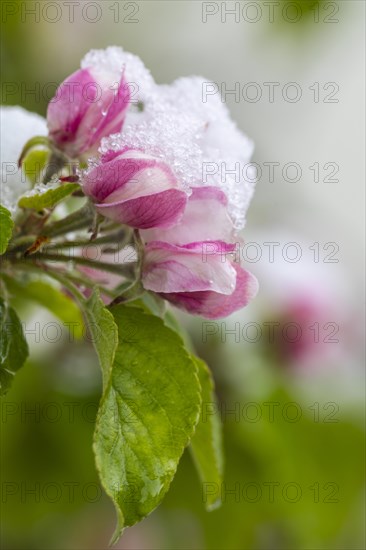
<box><xmin>82</xmin><ymin>47</ymin><xmax>255</xmax><ymax>232</ymax></box>
<box><xmin>0</xmin><ymin>106</ymin><xmax>47</xmax><ymax>215</ymax></box>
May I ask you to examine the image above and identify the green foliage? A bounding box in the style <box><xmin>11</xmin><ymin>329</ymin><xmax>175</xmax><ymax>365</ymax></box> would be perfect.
<box><xmin>23</xmin><ymin>149</ymin><xmax>50</xmax><ymax>185</ymax></box>
<box><xmin>1</xmin><ymin>276</ymin><xmax>85</xmax><ymax>339</ymax></box>
<box><xmin>189</xmin><ymin>356</ymin><xmax>223</xmax><ymax>510</ymax></box>
<box><xmin>18</xmin><ymin>183</ymin><xmax>80</xmax><ymax>211</ymax></box>
<box><xmin>93</xmin><ymin>304</ymin><xmax>201</xmax><ymax>542</ymax></box>
<box><xmin>84</xmin><ymin>289</ymin><xmax>118</xmax><ymax>387</ymax></box>
<box><xmin>0</xmin><ymin>205</ymin><xmax>14</xmax><ymax>255</ymax></box>
<box><xmin>0</xmin><ymin>297</ymin><xmax>29</xmax><ymax>394</ymax></box>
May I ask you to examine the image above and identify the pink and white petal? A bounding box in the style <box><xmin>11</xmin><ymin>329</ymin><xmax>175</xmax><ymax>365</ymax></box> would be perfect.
<box><xmin>142</xmin><ymin>241</ymin><xmax>237</xmax><ymax>294</ymax></box>
<box><xmin>100</xmin><ymin>146</ymin><xmax>144</xmax><ymax>164</ymax></box>
<box><xmin>142</xmin><ymin>186</ymin><xmax>235</xmax><ymax>245</ymax></box>
<box><xmin>190</xmin><ymin>186</ymin><xmax>228</xmax><ymax>205</ymax></box>
<box><xmin>85</xmin><ymin>72</ymin><xmax>130</xmax><ymax>148</ymax></box>
<box><xmin>83</xmin><ymin>155</ymin><xmax>151</xmax><ymax>201</ymax></box>
<box><xmin>95</xmin><ymin>188</ymin><xmax>187</xmax><ymax>229</ymax></box>
<box><xmin>74</xmin><ymin>90</ymin><xmax>119</xmax><ymax>156</ymax></box>
<box><xmin>102</xmin><ymin>162</ymin><xmax>179</xmax><ymax>203</ymax></box>
<box><xmin>161</xmin><ymin>264</ymin><xmax>259</xmax><ymax>319</ymax></box>
<box><xmin>182</xmin><ymin>240</ymin><xmax>237</xmax><ymax>255</ymax></box>
<box><xmin>47</xmin><ymin>69</ymin><xmax>96</xmax><ymax>157</ymax></box>
<box><xmin>142</xmin><ymin>260</ymin><xmax>216</xmax><ymax>294</ymax></box>
<box><xmin>83</xmin><ymin>152</ymin><xmax>178</xmax><ymax>203</ymax></box>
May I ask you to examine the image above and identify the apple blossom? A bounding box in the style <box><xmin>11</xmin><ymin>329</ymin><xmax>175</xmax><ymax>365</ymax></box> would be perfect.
<box><xmin>82</xmin><ymin>147</ymin><xmax>188</xmax><ymax>229</ymax></box>
<box><xmin>142</xmin><ymin>241</ymin><xmax>258</xmax><ymax>319</ymax></box>
<box><xmin>141</xmin><ymin>186</ymin><xmax>235</xmax><ymax>245</ymax></box>
<box><xmin>47</xmin><ymin>67</ymin><xmax>130</xmax><ymax>159</ymax></box>
<box><xmin>0</xmin><ymin>46</ymin><xmax>263</xmax><ymax>545</ymax></box>
<box><xmin>46</xmin><ymin>47</ymin><xmax>156</xmax><ymax>161</ymax></box>
<box><xmin>140</xmin><ymin>187</ymin><xmax>258</xmax><ymax>318</ymax></box>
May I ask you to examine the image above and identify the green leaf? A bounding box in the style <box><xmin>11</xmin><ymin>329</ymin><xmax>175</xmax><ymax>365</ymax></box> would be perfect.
<box><xmin>93</xmin><ymin>305</ymin><xmax>201</xmax><ymax>543</ymax></box>
<box><xmin>17</xmin><ymin>135</ymin><xmax>52</xmax><ymax>168</ymax></box>
<box><xmin>0</xmin><ymin>205</ymin><xmax>14</xmax><ymax>255</ymax></box>
<box><xmin>84</xmin><ymin>289</ymin><xmax>118</xmax><ymax>387</ymax></box>
<box><xmin>23</xmin><ymin>149</ymin><xmax>50</xmax><ymax>185</ymax></box>
<box><xmin>190</xmin><ymin>356</ymin><xmax>224</xmax><ymax>511</ymax></box>
<box><xmin>1</xmin><ymin>276</ymin><xmax>84</xmax><ymax>340</ymax></box>
<box><xmin>164</xmin><ymin>310</ymin><xmax>193</xmax><ymax>351</ymax></box>
<box><xmin>141</xmin><ymin>291</ymin><xmax>166</xmax><ymax>317</ymax></box>
<box><xmin>18</xmin><ymin>183</ymin><xmax>80</xmax><ymax>211</ymax></box>
<box><xmin>0</xmin><ymin>298</ymin><xmax>29</xmax><ymax>395</ymax></box>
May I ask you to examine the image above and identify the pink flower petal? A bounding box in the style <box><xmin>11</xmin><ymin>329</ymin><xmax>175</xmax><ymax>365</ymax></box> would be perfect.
<box><xmin>47</xmin><ymin>67</ymin><xmax>130</xmax><ymax>158</ymax></box>
<box><xmin>142</xmin><ymin>186</ymin><xmax>235</xmax><ymax>245</ymax></box>
<box><xmin>83</xmin><ymin>150</ymin><xmax>179</xmax><ymax>202</ymax></box>
<box><xmin>96</xmin><ymin>188</ymin><xmax>187</xmax><ymax>229</ymax></box>
<box><xmin>82</xmin><ymin>70</ymin><xmax>130</xmax><ymax>151</ymax></box>
<box><xmin>142</xmin><ymin>241</ymin><xmax>237</xmax><ymax>294</ymax></box>
<box><xmin>47</xmin><ymin>69</ymin><xmax>95</xmax><ymax>158</ymax></box>
<box><xmin>83</xmin><ymin>149</ymin><xmax>188</xmax><ymax>229</ymax></box>
<box><xmin>160</xmin><ymin>264</ymin><xmax>259</xmax><ymax>319</ymax></box>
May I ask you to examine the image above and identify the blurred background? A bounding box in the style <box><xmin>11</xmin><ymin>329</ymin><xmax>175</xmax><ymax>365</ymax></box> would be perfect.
<box><xmin>1</xmin><ymin>1</ymin><xmax>365</xmax><ymax>548</ymax></box>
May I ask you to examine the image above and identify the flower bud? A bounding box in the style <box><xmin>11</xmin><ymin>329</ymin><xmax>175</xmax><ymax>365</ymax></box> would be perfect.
<box><xmin>142</xmin><ymin>186</ymin><xmax>235</xmax><ymax>245</ymax></box>
<box><xmin>82</xmin><ymin>148</ymin><xmax>187</xmax><ymax>229</ymax></box>
<box><xmin>142</xmin><ymin>241</ymin><xmax>258</xmax><ymax>319</ymax></box>
<box><xmin>47</xmin><ymin>67</ymin><xmax>130</xmax><ymax>159</ymax></box>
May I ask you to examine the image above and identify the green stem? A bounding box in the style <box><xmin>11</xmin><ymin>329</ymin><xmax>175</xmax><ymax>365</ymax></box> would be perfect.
<box><xmin>42</xmin><ymin>152</ymin><xmax>69</xmax><ymax>184</ymax></box>
<box><xmin>5</xmin><ymin>260</ymin><xmax>116</xmax><ymax>301</ymax></box>
<box><xmin>54</xmin><ymin>271</ymin><xmax>116</xmax><ymax>299</ymax></box>
<box><xmin>99</xmin><ymin>220</ymin><xmax>122</xmax><ymax>233</ymax></box>
<box><xmin>45</xmin><ymin>229</ymin><xmax>130</xmax><ymax>251</ymax></box>
<box><xmin>7</xmin><ymin>235</ymin><xmax>37</xmax><ymax>252</ymax></box>
<box><xmin>1</xmin><ymin>259</ymin><xmax>87</xmax><ymax>303</ymax></box>
<box><xmin>42</xmin><ymin>202</ymin><xmax>94</xmax><ymax>238</ymax></box>
<box><xmin>38</xmin><ymin>267</ymin><xmax>86</xmax><ymax>305</ymax></box>
<box><xmin>133</xmin><ymin>229</ymin><xmax>145</xmax><ymax>278</ymax></box>
<box><xmin>110</xmin><ymin>279</ymin><xmax>145</xmax><ymax>305</ymax></box>
<box><xmin>28</xmin><ymin>252</ymin><xmax>137</xmax><ymax>277</ymax></box>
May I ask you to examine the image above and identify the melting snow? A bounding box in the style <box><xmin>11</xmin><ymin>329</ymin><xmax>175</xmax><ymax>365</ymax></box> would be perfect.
<box><xmin>84</xmin><ymin>47</ymin><xmax>255</xmax><ymax>231</ymax></box>
<box><xmin>0</xmin><ymin>106</ymin><xmax>48</xmax><ymax>215</ymax></box>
